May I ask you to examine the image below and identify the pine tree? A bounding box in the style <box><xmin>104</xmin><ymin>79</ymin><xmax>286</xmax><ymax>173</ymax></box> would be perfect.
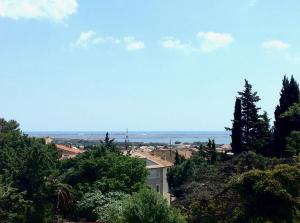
<box><xmin>273</xmin><ymin>75</ymin><xmax>299</xmax><ymax>157</ymax></box>
<box><xmin>230</xmin><ymin>98</ymin><xmax>243</xmax><ymax>154</ymax></box>
<box><xmin>238</xmin><ymin>80</ymin><xmax>261</xmax><ymax>151</ymax></box>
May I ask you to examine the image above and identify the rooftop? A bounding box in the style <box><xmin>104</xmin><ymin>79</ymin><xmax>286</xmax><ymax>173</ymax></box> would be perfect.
<box><xmin>126</xmin><ymin>150</ymin><xmax>173</xmax><ymax>169</ymax></box>
<box><xmin>55</xmin><ymin>144</ymin><xmax>83</xmax><ymax>155</ymax></box>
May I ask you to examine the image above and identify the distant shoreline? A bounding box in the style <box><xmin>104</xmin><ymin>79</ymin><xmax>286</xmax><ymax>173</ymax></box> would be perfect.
<box><xmin>26</xmin><ymin>131</ymin><xmax>231</xmax><ymax>144</ymax></box>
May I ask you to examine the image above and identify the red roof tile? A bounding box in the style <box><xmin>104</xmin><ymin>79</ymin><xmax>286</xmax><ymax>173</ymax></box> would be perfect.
<box><xmin>56</xmin><ymin>144</ymin><xmax>83</xmax><ymax>154</ymax></box>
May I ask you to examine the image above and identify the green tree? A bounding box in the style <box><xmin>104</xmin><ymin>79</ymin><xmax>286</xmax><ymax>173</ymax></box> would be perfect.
<box><xmin>100</xmin><ymin>132</ymin><xmax>114</xmax><ymax>146</ymax></box>
<box><xmin>280</xmin><ymin>97</ymin><xmax>300</xmax><ymax>156</ymax></box>
<box><xmin>273</xmin><ymin>75</ymin><xmax>299</xmax><ymax>157</ymax></box>
<box><xmin>228</xmin><ymin>97</ymin><xmax>243</xmax><ymax>154</ymax></box>
<box><xmin>100</xmin><ymin>132</ymin><xmax>118</xmax><ymax>153</ymax></box>
<box><xmin>255</xmin><ymin>111</ymin><xmax>272</xmax><ymax>155</ymax></box>
<box><xmin>174</xmin><ymin>150</ymin><xmax>181</xmax><ymax>165</ymax></box>
<box><xmin>174</xmin><ymin>150</ymin><xmax>185</xmax><ymax>165</ymax></box>
<box><xmin>0</xmin><ymin>178</ymin><xmax>30</xmax><ymax>223</ymax></box>
<box><xmin>14</xmin><ymin>143</ymin><xmax>60</xmax><ymax>222</ymax></box>
<box><xmin>44</xmin><ymin>176</ymin><xmax>74</xmax><ymax>219</ymax></box>
<box><xmin>0</xmin><ymin>118</ymin><xmax>62</xmax><ymax>222</ymax></box>
<box><xmin>207</xmin><ymin>139</ymin><xmax>212</xmax><ymax>149</ymax></box>
<box><xmin>60</xmin><ymin>151</ymin><xmax>147</xmax><ymax>195</ymax></box>
<box><xmin>230</xmin><ymin>164</ymin><xmax>300</xmax><ymax>223</ymax></box>
<box><xmin>286</xmin><ymin>131</ymin><xmax>300</xmax><ymax>156</ymax></box>
<box><xmin>121</xmin><ymin>188</ymin><xmax>186</xmax><ymax>223</ymax></box>
<box><xmin>76</xmin><ymin>190</ymin><xmax>128</xmax><ymax>222</ymax></box>
<box><xmin>210</xmin><ymin>139</ymin><xmax>217</xmax><ymax>164</ymax></box>
<box><xmin>238</xmin><ymin>79</ymin><xmax>261</xmax><ymax>152</ymax></box>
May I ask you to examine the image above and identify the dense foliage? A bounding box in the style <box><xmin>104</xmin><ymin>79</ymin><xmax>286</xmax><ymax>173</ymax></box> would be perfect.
<box><xmin>231</xmin><ymin>164</ymin><xmax>300</xmax><ymax>223</ymax></box>
<box><xmin>1</xmin><ymin>75</ymin><xmax>300</xmax><ymax>223</ymax></box>
<box><xmin>76</xmin><ymin>190</ymin><xmax>129</xmax><ymax>222</ymax></box>
<box><xmin>227</xmin><ymin>80</ymin><xmax>272</xmax><ymax>155</ymax></box>
<box><xmin>168</xmin><ymin>151</ymin><xmax>299</xmax><ymax>222</ymax></box>
<box><xmin>0</xmin><ymin>119</ymin><xmax>61</xmax><ymax>222</ymax></box>
<box><xmin>120</xmin><ymin>188</ymin><xmax>186</xmax><ymax>223</ymax></box>
<box><xmin>273</xmin><ymin>76</ymin><xmax>299</xmax><ymax>157</ymax></box>
<box><xmin>228</xmin><ymin>76</ymin><xmax>300</xmax><ymax>157</ymax></box>
<box><xmin>168</xmin><ymin>76</ymin><xmax>300</xmax><ymax>223</ymax></box>
<box><xmin>59</xmin><ymin>145</ymin><xmax>148</xmax><ymax>221</ymax></box>
<box><xmin>0</xmin><ymin>119</ymin><xmax>186</xmax><ymax>222</ymax></box>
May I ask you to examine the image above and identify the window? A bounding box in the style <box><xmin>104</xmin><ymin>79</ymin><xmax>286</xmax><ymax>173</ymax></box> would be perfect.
<box><xmin>156</xmin><ymin>184</ymin><xmax>160</xmax><ymax>193</ymax></box>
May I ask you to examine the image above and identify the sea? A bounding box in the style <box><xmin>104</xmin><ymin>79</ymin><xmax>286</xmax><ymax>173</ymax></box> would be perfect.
<box><xmin>26</xmin><ymin>131</ymin><xmax>231</xmax><ymax>145</ymax></box>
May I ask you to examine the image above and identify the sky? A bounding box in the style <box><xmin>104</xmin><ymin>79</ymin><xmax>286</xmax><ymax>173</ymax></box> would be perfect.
<box><xmin>0</xmin><ymin>0</ymin><xmax>300</xmax><ymax>131</ymax></box>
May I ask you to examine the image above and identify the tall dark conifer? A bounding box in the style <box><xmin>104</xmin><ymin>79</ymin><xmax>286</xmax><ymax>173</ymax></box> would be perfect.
<box><xmin>238</xmin><ymin>80</ymin><xmax>261</xmax><ymax>151</ymax></box>
<box><xmin>231</xmin><ymin>98</ymin><xmax>243</xmax><ymax>154</ymax></box>
<box><xmin>273</xmin><ymin>75</ymin><xmax>299</xmax><ymax>157</ymax></box>
<box><xmin>207</xmin><ymin>139</ymin><xmax>212</xmax><ymax>149</ymax></box>
<box><xmin>210</xmin><ymin>139</ymin><xmax>217</xmax><ymax>164</ymax></box>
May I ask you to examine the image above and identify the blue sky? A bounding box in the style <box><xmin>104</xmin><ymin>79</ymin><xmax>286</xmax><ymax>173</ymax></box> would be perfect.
<box><xmin>0</xmin><ymin>0</ymin><xmax>300</xmax><ymax>131</ymax></box>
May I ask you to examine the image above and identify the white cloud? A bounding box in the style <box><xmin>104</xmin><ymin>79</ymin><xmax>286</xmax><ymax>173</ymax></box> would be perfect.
<box><xmin>124</xmin><ymin>36</ymin><xmax>145</xmax><ymax>51</ymax></box>
<box><xmin>70</xmin><ymin>30</ymin><xmax>97</xmax><ymax>48</ymax></box>
<box><xmin>262</xmin><ymin>40</ymin><xmax>290</xmax><ymax>50</ymax></box>
<box><xmin>0</xmin><ymin>0</ymin><xmax>78</xmax><ymax>22</ymax></box>
<box><xmin>161</xmin><ymin>32</ymin><xmax>234</xmax><ymax>53</ymax></box>
<box><xmin>70</xmin><ymin>33</ymin><xmax>142</xmax><ymax>51</ymax></box>
<box><xmin>161</xmin><ymin>37</ymin><xmax>190</xmax><ymax>50</ymax></box>
<box><xmin>197</xmin><ymin>32</ymin><xmax>234</xmax><ymax>52</ymax></box>
<box><xmin>70</xmin><ymin>31</ymin><xmax>122</xmax><ymax>49</ymax></box>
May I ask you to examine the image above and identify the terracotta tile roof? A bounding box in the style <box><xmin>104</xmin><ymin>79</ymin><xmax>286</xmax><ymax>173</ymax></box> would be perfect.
<box><xmin>127</xmin><ymin>150</ymin><xmax>173</xmax><ymax>169</ymax></box>
<box><xmin>55</xmin><ymin>144</ymin><xmax>83</xmax><ymax>154</ymax></box>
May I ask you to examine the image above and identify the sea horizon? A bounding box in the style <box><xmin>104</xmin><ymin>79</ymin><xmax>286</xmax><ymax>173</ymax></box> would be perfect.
<box><xmin>26</xmin><ymin>130</ymin><xmax>231</xmax><ymax>144</ymax></box>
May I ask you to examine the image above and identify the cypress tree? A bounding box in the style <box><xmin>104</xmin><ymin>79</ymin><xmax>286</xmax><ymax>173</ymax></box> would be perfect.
<box><xmin>238</xmin><ymin>80</ymin><xmax>261</xmax><ymax>151</ymax></box>
<box><xmin>207</xmin><ymin>139</ymin><xmax>212</xmax><ymax>149</ymax></box>
<box><xmin>211</xmin><ymin>139</ymin><xmax>216</xmax><ymax>151</ymax></box>
<box><xmin>273</xmin><ymin>75</ymin><xmax>299</xmax><ymax>157</ymax></box>
<box><xmin>210</xmin><ymin>139</ymin><xmax>217</xmax><ymax>164</ymax></box>
<box><xmin>230</xmin><ymin>97</ymin><xmax>243</xmax><ymax>154</ymax></box>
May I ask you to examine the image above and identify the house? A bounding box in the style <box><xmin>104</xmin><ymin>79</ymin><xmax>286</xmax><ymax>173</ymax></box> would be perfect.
<box><xmin>55</xmin><ymin>144</ymin><xmax>83</xmax><ymax>159</ymax></box>
<box><xmin>127</xmin><ymin>150</ymin><xmax>173</xmax><ymax>203</ymax></box>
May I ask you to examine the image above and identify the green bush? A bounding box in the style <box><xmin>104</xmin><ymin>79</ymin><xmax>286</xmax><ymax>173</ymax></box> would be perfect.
<box><xmin>230</xmin><ymin>164</ymin><xmax>300</xmax><ymax>223</ymax></box>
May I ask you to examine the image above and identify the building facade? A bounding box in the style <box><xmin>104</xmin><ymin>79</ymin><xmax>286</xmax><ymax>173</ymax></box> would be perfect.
<box><xmin>127</xmin><ymin>150</ymin><xmax>173</xmax><ymax>203</ymax></box>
